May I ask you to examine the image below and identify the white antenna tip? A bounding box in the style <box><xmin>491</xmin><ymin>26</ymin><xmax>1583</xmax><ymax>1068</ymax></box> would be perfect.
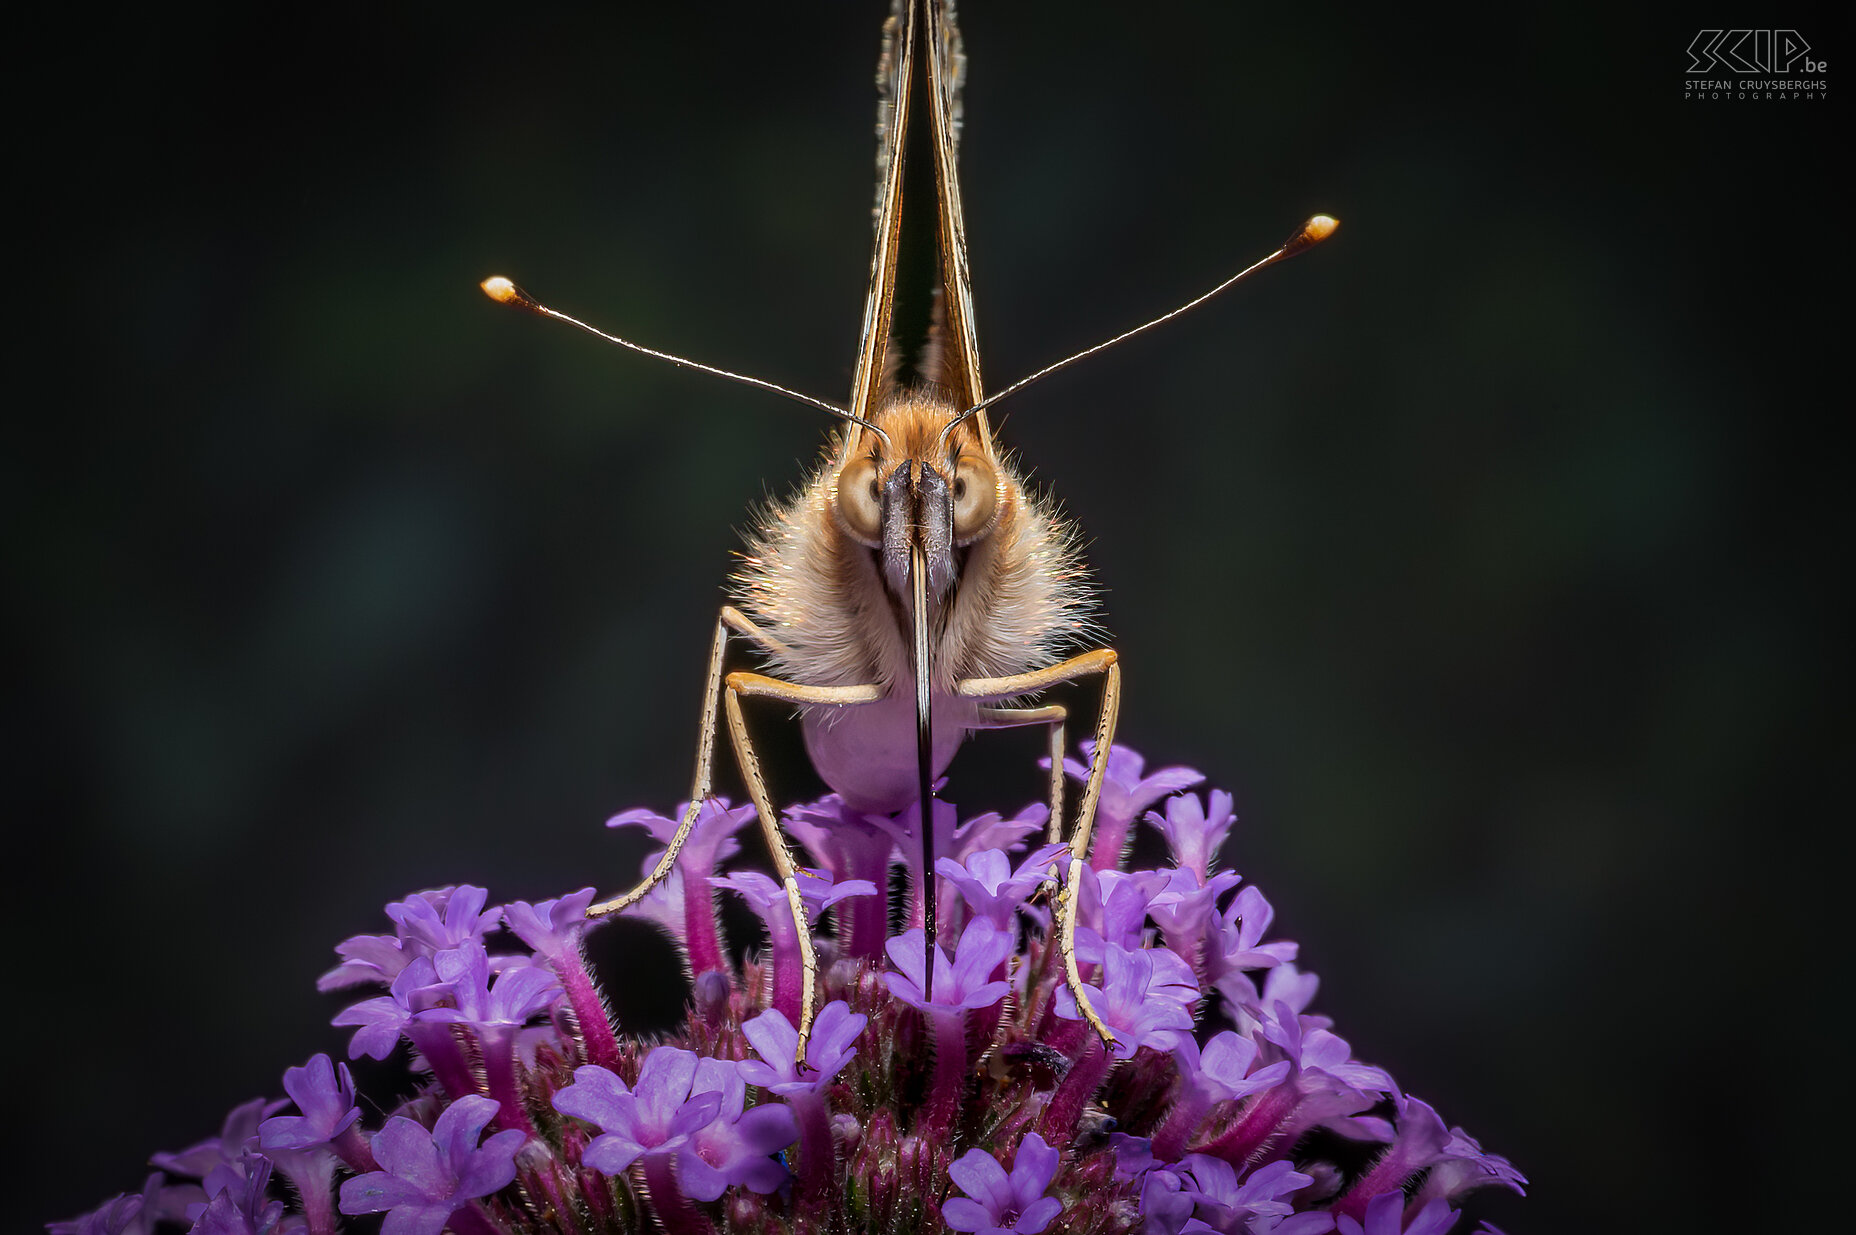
<box><xmin>480</xmin><ymin>275</ymin><xmax>532</xmax><ymax>308</ymax></box>
<box><xmin>1276</xmin><ymin>215</ymin><xmax>1339</xmax><ymax>261</ymax></box>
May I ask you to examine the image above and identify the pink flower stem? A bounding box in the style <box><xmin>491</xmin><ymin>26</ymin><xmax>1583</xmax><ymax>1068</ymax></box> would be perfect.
<box><xmin>790</xmin><ymin>1089</ymin><xmax>835</xmax><ymax>1211</ymax></box>
<box><xmin>919</xmin><ymin>1008</ymin><xmax>969</xmax><ymax>1139</ymax></box>
<box><xmin>770</xmin><ymin>921</ymin><xmax>803</xmax><ymax>1027</ymax></box>
<box><xmin>405</xmin><ymin>1023</ymin><xmax>478</xmax><ymax>1104</ymax></box>
<box><xmin>445</xmin><ymin>1205</ymin><xmax>508</xmax><ymax>1235</ymax></box>
<box><xmin>479</xmin><ymin>1026</ymin><xmax>537</xmax><ymax>1134</ymax></box>
<box><xmin>1088</xmin><ymin>812</ymin><xmax>1135</xmax><ymax>871</ymax></box>
<box><xmin>1041</xmin><ymin>1033</ymin><xmax>1110</xmax><ymax>1138</ymax></box>
<box><xmin>682</xmin><ymin>882</ymin><xmax>726</xmax><ymax>979</ymax></box>
<box><xmin>331</xmin><ymin>1123</ymin><xmax>378</xmax><ymax>1173</ymax></box>
<box><xmin>270</xmin><ymin>1150</ymin><xmax>338</xmax><ymax>1235</ymax></box>
<box><xmin>966</xmin><ymin>999</ymin><xmax>1004</xmax><ymax>1061</ymax></box>
<box><xmin>520</xmin><ymin>1160</ymin><xmax>576</xmax><ymax>1232</ymax></box>
<box><xmin>1151</xmin><ymin>1086</ymin><xmax>1215</xmax><ymax>1162</ymax></box>
<box><xmin>842</xmin><ymin>848</ymin><xmax>892</xmax><ymax>961</ymax></box>
<box><xmin>905</xmin><ymin>859</ymin><xmax>927</xmax><ymax>931</ymax></box>
<box><xmin>578</xmin><ymin>1165</ymin><xmax>619</xmax><ymax>1227</ymax></box>
<box><xmin>557</xmin><ymin>938</ymin><xmax>622</xmax><ymax>1070</ymax></box>
<box><xmin>298</xmin><ymin>1184</ymin><xmax>337</xmax><ymax>1235</ymax></box>
<box><xmin>1039</xmin><ymin>1013</ymin><xmax>1092</xmax><ymax>1059</ymax></box>
<box><xmin>643</xmin><ymin>1154</ymin><xmax>717</xmax><ymax>1235</ymax></box>
<box><xmin>1335</xmin><ymin>1137</ymin><xmax>1428</xmax><ymax>1221</ymax></box>
<box><xmin>1196</xmin><ymin>1082</ymin><xmax>1300</xmax><ymax>1168</ymax></box>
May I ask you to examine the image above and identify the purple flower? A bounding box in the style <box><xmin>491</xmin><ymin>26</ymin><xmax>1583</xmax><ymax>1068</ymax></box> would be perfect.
<box><xmin>865</xmin><ymin>796</ymin><xmax>960</xmax><ymax>921</ymax></box>
<box><xmin>681</xmin><ymin>1056</ymin><xmax>799</xmax><ymax>1199</ymax></box>
<box><xmin>150</xmin><ymin>1096</ymin><xmax>284</xmax><ymax>1180</ymax></box>
<box><xmin>946</xmin><ymin>802</ymin><xmax>1050</xmax><ymax>868</ymax></box>
<box><xmin>404</xmin><ymin>941</ymin><xmax>561</xmax><ymax>1131</ymax></box>
<box><xmin>419</xmin><ymin>941</ymin><xmax>561</xmax><ymax>1031</ymax></box>
<box><xmin>186</xmin><ymin>1152</ymin><xmax>287</xmax><ymax>1235</ymax></box>
<box><xmin>338</xmin><ymin>1094</ymin><xmax>524</xmax><ymax>1235</ymax></box>
<box><xmin>714</xmin><ymin>866</ymin><xmax>879</xmax><ymax>926</ymax></box>
<box><xmin>1048</xmin><ymin>742</ymin><xmax>1204</xmax><ymax>868</ymax></box>
<box><xmin>1184</xmin><ymin>1031</ymin><xmax>1290</xmax><ymax>1101</ymax></box>
<box><xmin>319</xmin><ymin>928</ymin><xmax>417</xmax><ymax>993</ymax></box>
<box><xmin>47</xmin><ymin>1181</ymin><xmax>174</xmax><ymax>1235</ymax></box>
<box><xmin>1146</xmin><ymin>789</ymin><xmax>1238</xmax><ymax>884</ymax></box>
<box><xmin>1220</xmin><ymin>961</ymin><xmax>1323</xmax><ymax>1037</ymax></box>
<box><xmin>1268</xmin><ymin>1006</ymin><xmax>1397</xmax><ymax>1133</ymax></box>
<box><xmin>1207</xmin><ymin>885</ymin><xmax>1299</xmax><ymax>982</ymax></box>
<box><xmin>781</xmin><ymin>796</ymin><xmax>904</xmax><ymax>962</ymax></box>
<box><xmin>1146</xmin><ymin>866</ymin><xmax>1242</xmax><ymax>977</ymax></box>
<box><xmin>259</xmin><ymin>1053</ymin><xmax>360</xmax><ymax>1150</ymax></box>
<box><xmin>608</xmin><ymin>800</ymin><xmax>756</xmax><ymax>968</ymax></box>
<box><xmin>1135</xmin><ymin>1167</ymin><xmax>1196</xmax><ymax>1234</ymax></box>
<box><xmin>500</xmin><ymin>887</ymin><xmax>597</xmax><ymax>962</ymax></box>
<box><xmin>390</xmin><ymin>886</ymin><xmax>502</xmax><ymax>958</ymax></box>
<box><xmin>715</xmin><ymin>867</ymin><xmax>878</xmax><ymax>1023</ymax></box>
<box><xmin>502</xmin><ymin>886</ymin><xmax>624</xmax><ymax>1071</ymax></box>
<box><xmin>1074</xmin><ymin>866</ymin><xmax>1173</xmax><ymax>957</ymax></box>
<box><xmin>1188</xmin><ymin>1000</ymin><xmax>1401</xmax><ymax>1174</ymax></box>
<box><xmin>610</xmin><ymin>798</ymin><xmax>755</xmax><ymax>880</ymax></box>
<box><xmin>316</xmin><ymin>886</ymin><xmax>514</xmax><ymax>1000</ymax></box>
<box><xmin>1057</xmin><ymin>742</ymin><xmax>1205</xmax><ymax>820</ymax></box>
<box><xmin>1334</xmin><ymin>1094</ymin><xmax>1512</xmax><ymax>1222</ymax></box>
<box><xmin>739</xmin><ymin>1001</ymin><xmax>868</xmax><ymax>1095</ymax></box>
<box><xmin>1279</xmin><ymin>1217</ymin><xmax>1344</xmax><ymax>1235</ymax></box>
<box><xmin>1176</xmin><ymin>1155</ymin><xmax>1314</xmax><ymax>1231</ymax></box>
<box><xmin>943</xmin><ymin>1131</ymin><xmax>1064</xmax><ymax>1234</ymax></box>
<box><xmin>885</xmin><ymin>919</ymin><xmax>1014</xmax><ymax>1013</ymax></box>
<box><xmin>70</xmin><ymin>743</ymin><xmax>1522</xmax><ymax>1234</ymax></box>
<box><xmin>553</xmin><ymin>1048</ymin><xmax>725</xmax><ymax>1176</ymax></box>
<box><xmin>1055</xmin><ymin>941</ymin><xmax>1199</xmax><ymax>1058</ymax></box>
<box><xmin>332</xmin><ymin>955</ymin><xmax>442</xmax><ymax>1060</ymax></box>
<box><xmin>739</xmin><ymin>1003</ymin><xmax>862</xmax><ymax>1202</ymax></box>
<box><xmin>1336</xmin><ymin>1192</ymin><xmax>1458</xmax><ymax>1235</ymax></box>
<box><xmin>937</xmin><ymin>842</ymin><xmax>1067</xmax><ymax>931</ymax></box>
<box><xmin>784</xmin><ymin>794</ymin><xmax>901</xmax><ymax>885</ymax></box>
<box><xmin>1412</xmin><ymin>1125</ymin><xmax>1528</xmax><ymax>1208</ymax></box>
<box><xmin>618</xmin><ymin>860</ymin><xmax>690</xmax><ymax>938</ymax></box>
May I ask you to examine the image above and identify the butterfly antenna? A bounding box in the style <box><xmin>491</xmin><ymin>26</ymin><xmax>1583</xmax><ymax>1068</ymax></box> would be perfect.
<box><xmin>481</xmin><ymin>276</ymin><xmax>892</xmax><ymax>444</ymax></box>
<box><xmin>936</xmin><ymin>214</ymin><xmax>1338</xmax><ymax>451</ymax></box>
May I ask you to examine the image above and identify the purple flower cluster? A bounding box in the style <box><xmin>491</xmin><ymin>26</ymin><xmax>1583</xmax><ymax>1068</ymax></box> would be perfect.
<box><xmin>55</xmin><ymin>744</ymin><xmax>1523</xmax><ymax>1233</ymax></box>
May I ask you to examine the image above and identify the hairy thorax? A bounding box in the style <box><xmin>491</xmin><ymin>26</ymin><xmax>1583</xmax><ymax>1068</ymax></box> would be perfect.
<box><xmin>733</xmin><ymin>397</ymin><xmax>1093</xmax><ymax>693</ymax></box>
<box><xmin>730</xmin><ymin>395</ymin><xmax>1096</xmax><ymax>810</ymax></box>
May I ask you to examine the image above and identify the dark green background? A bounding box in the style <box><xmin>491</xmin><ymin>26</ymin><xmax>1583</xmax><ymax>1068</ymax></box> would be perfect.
<box><xmin>15</xmin><ymin>2</ymin><xmax>1843</xmax><ymax>1229</ymax></box>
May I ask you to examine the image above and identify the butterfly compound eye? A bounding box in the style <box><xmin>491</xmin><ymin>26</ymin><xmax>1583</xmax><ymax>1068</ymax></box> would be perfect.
<box><xmin>836</xmin><ymin>455</ymin><xmax>884</xmax><ymax>544</ymax></box>
<box><xmin>951</xmin><ymin>453</ymin><xmax>999</xmax><ymax>543</ymax></box>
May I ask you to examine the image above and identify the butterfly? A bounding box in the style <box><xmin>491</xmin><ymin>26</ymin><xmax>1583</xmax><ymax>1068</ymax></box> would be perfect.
<box><xmin>483</xmin><ymin>0</ymin><xmax>1333</xmax><ymax>1058</ymax></box>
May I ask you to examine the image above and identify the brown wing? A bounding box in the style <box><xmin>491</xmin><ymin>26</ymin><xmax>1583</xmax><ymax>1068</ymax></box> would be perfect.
<box><xmin>847</xmin><ymin>0</ymin><xmax>996</xmax><ymax>464</ymax></box>
<box><xmin>845</xmin><ymin>0</ymin><xmax>917</xmax><ymax>455</ymax></box>
<box><xmin>924</xmin><ymin>0</ymin><xmax>995</xmax><ymax>462</ymax></box>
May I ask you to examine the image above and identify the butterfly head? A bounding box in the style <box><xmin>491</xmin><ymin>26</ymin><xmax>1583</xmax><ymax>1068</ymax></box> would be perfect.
<box><xmin>831</xmin><ymin>393</ymin><xmax>1005</xmax><ymax>600</ymax></box>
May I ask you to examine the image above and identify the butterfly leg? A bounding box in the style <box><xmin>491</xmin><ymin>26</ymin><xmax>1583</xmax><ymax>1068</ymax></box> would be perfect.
<box><xmin>587</xmin><ymin>606</ymin><xmax>791</xmax><ymax>920</ymax></box>
<box><xmin>724</xmin><ymin>669</ymin><xmax>884</xmax><ymax>1063</ymax></box>
<box><xmin>974</xmin><ymin>704</ymin><xmax>1069</xmax><ymax>848</ymax></box>
<box><xmin>959</xmin><ymin>649</ymin><xmax>1122</xmax><ymax>1050</ymax></box>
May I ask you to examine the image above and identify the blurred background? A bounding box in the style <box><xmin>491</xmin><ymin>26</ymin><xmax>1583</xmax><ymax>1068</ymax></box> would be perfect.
<box><xmin>12</xmin><ymin>1</ymin><xmax>1843</xmax><ymax>1229</ymax></box>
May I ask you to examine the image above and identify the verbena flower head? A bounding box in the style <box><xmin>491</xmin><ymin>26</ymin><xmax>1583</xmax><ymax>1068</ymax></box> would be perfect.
<box><xmin>56</xmin><ymin>745</ymin><xmax>1524</xmax><ymax>1233</ymax></box>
